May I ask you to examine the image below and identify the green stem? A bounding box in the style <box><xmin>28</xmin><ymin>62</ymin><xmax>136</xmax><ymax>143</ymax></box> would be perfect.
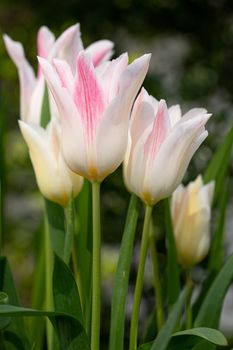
<box><xmin>63</xmin><ymin>195</ymin><xmax>74</xmax><ymax>265</ymax></box>
<box><xmin>129</xmin><ymin>204</ymin><xmax>153</xmax><ymax>350</ymax></box>
<box><xmin>185</xmin><ymin>270</ymin><xmax>193</xmax><ymax>329</ymax></box>
<box><xmin>0</xmin><ymin>181</ymin><xmax>2</xmax><ymax>256</ymax></box>
<box><xmin>44</xmin><ymin>207</ymin><xmax>53</xmax><ymax>350</ymax></box>
<box><xmin>149</xmin><ymin>232</ymin><xmax>164</xmax><ymax>331</ymax></box>
<box><xmin>91</xmin><ymin>181</ymin><xmax>101</xmax><ymax>350</ymax></box>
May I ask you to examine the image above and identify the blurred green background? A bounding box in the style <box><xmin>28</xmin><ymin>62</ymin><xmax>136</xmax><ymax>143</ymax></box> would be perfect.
<box><xmin>1</xmin><ymin>0</ymin><xmax>233</xmax><ymax>347</ymax></box>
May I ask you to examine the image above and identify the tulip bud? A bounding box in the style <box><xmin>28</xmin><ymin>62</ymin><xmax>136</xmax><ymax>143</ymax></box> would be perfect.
<box><xmin>171</xmin><ymin>176</ymin><xmax>214</xmax><ymax>267</ymax></box>
<box><xmin>124</xmin><ymin>88</ymin><xmax>211</xmax><ymax>206</ymax></box>
<box><xmin>19</xmin><ymin>118</ymin><xmax>83</xmax><ymax>206</ymax></box>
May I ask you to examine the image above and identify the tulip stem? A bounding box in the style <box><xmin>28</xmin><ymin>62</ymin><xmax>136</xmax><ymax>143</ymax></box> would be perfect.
<box><xmin>91</xmin><ymin>181</ymin><xmax>101</xmax><ymax>350</ymax></box>
<box><xmin>64</xmin><ymin>195</ymin><xmax>74</xmax><ymax>265</ymax></box>
<box><xmin>149</xmin><ymin>230</ymin><xmax>164</xmax><ymax>331</ymax></box>
<box><xmin>129</xmin><ymin>204</ymin><xmax>153</xmax><ymax>350</ymax></box>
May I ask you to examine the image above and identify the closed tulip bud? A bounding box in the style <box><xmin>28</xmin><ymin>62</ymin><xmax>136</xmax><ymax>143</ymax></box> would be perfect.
<box><xmin>171</xmin><ymin>176</ymin><xmax>214</xmax><ymax>267</ymax></box>
<box><xmin>38</xmin><ymin>52</ymin><xmax>151</xmax><ymax>182</ymax></box>
<box><xmin>124</xmin><ymin>88</ymin><xmax>212</xmax><ymax>205</ymax></box>
<box><xmin>3</xmin><ymin>24</ymin><xmax>113</xmax><ymax>124</ymax></box>
<box><xmin>19</xmin><ymin>118</ymin><xmax>83</xmax><ymax>206</ymax></box>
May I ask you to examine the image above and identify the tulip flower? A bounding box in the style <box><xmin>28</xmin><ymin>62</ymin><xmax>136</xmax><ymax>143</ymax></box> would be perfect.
<box><xmin>38</xmin><ymin>52</ymin><xmax>151</xmax><ymax>182</ymax></box>
<box><xmin>124</xmin><ymin>88</ymin><xmax>212</xmax><ymax>206</ymax></box>
<box><xmin>19</xmin><ymin>118</ymin><xmax>83</xmax><ymax>206</ymax></box>
<box><xmin>3</xmin><ymin>24</ymin><xmax>113</xmax><ymax>124</ymax></box>
<box><xmin>171</xmin><ymin>176</ymin><xmax>214</xmax><ymax>267</ymax></box>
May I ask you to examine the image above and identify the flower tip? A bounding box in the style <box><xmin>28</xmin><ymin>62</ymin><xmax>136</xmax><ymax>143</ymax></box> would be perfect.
<box><xmin>158</xmin><ymin>99</ymin><xmax>168</xmax><ymax>110</ymax></box>
<box><xmin>202</xmin><ymin>113</ymin><xmax>212</xmax><ymax>126</ymax></box>
<box><xmin>37</xmin><ymin>55</ymin><xmax>50</xmax><ymax>70</ymax></box>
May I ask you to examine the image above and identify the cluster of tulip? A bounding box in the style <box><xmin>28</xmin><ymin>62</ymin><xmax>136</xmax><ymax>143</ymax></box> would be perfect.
<box><xmin>1</xmin><ymin>23</ymin><xmax>222</xmax><ymax>350</ymax></box>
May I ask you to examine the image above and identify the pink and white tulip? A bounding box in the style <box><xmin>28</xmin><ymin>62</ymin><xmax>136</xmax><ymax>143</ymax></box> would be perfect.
<box><xmin>3</xmin><ymin>24</ymin><xmax>113</xmax><ymax>124</ymax></box>
<box><xmin>39</xmin><ymin>52</ymin><xmax>151</xmax><ymax>182</ymax></box>
<box><xmin>19</xmin><ymin>118</ymin><xmax>83</xmax><ymax>206</ymax></box>
<box><xmin>124</xmin><ymin>88</ymin><xmax>212</xmax><ymax>205</ymax></box>
<box><xmin>171</xmin><ymin>176</ymin><xmax>214</xmax><ymax>267</ymax></box>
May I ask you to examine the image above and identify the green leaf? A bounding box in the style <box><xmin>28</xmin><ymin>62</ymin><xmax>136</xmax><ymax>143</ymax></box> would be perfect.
<box><xmin>0</xmin><ymin>305</ymin><xmax>90</xmax><ymax>350</ymax></box>
<box><xmin>204</xmin><ymin>124</ymin><xmax>233</xmax><ymax>205</ymax></box>
<box><xmin>40</xmin><ymin>85</ymin><xmax>50</xmax><ymax>128</ymax></box>
<box><xmin>44</xmin><ymin>199</ymin><xmax>65</xmax><ymax>259</ymax></box>
<box><xmin>0</xmin><ymin>292</ymin><xmax>10</xmax><ymax>330</ymax></box>
<box><xmin>164</xmin><ymin>198</ymin><xmax>180</xmax><ymax>307</ymax></box>
<box><xmin>0</xmin><ymin>257</ymin><xmax>30</xmax><ymax>349</ymax></box>
<box><xmin>208</xmin><ymin>181</ymin><xmax>228</xmax><ymax>272</ymax></box>
<box><xmin>53</xmin><ymin>254</ymin><xmax>83</xmax><ymax>325</ymax></box>
<box><xmin>143</xmin><ymin>286</ymin><xmax>190</xmax><ymax>350</ymax></box>
<box><xmin>172</xmin><ymin>327</ymin><xmax>227</xmax><ymax>346</ymax></box>
<box><xmin>137</xmin><ymin>341</ymin><xmax>152</xmax><ymax>350</ymax></box>
<box><xmin>29</xmin><ymin>231</ymin><xmax>46</xmax><ymax>348</ymax></box>
<box><xmin>195</xmin><ymin>252</ymin><xmax>233</xmax><ymax>328</ymax></box>
<box><xmin>109</xmin><ymin>194</ymin><xmax>139</xmax><ymax>350</ymax></box>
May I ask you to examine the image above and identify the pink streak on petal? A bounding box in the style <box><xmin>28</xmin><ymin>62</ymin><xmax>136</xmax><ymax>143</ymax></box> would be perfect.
<box><xmin>86</xmin><ymin>40</ymin><xmax>114</xmax><ymax>67</ymax></box>
<box><xmin>37</xmin><ymin>26</ymin><xmax>55</xmax><ymax>77</ymax></box>
<box><xmin>74</xmin><ymin>53</ymin><xmax>105</xmax><ymax>142</ymax></box>
<box><xmin>144</xmin><ymin>99</ymin><xmax>171</xmax><ymax>160</ymax></box>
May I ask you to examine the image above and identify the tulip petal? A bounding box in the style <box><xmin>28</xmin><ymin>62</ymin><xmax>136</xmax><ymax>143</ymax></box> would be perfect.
<box><xmin>51</xmin><ymin>23</ymin><xmax>83</xmax><ymax>73</ymax></box>
<box><xmin>130</xmin><ymin>88</ymin><xmax>157</xmax><ymax>146</ymax></box>
<box><xmin>143</xmin><ymin>115</ymin><xmax>210</xmax><ymax>204</ymax></box>
<box><xmin>28</xmin><ymin>76</ymin><xmax>45</xmax><ymax>124</ymax></box>
<box><xmin>19</xmin><ymin>120</ymin><xmax>59</xmax><ymax>198</ymax></box>
<box><xmin>168</xmin><ymin>104</ymin><xmax>182</xmax><ymax>127</ymax></box>
<box><xmin>182</xmin><ymin>108</ymin><xmax>208</xmax><ymax>122</ymax></box>
<box><xmin>19</xmin><ymin>120</ymin><xmax>83</xmax><ymax>205</ymax></box>
<box><xmin>37</xmin><ymin>26</ymin><xmax>55</xmax><ymax>76</ymax></box>
<box><xmin>85</xmin><ymin>39</ymin><xmax>114</xmax><ymax>67</ymax></box>
<box><xmin>98</xmin><ymin>53</ymin><xmax>128</xmax><ymax>103</ymax></box>
<box><xmin>96</xmin><ymin>98</ymin><xmax>129</xmax><ymax>181</ymax></box>
<box><xmin>53</xmin><ymin>58</ymin><xmax>74</xmax><ymax>94</ymax></box>
<box><xmin>74</xmin><ymin>52</ymin><xmax>105</xmax><ymax>142</ymax></box>
<box><xmin>38</xmin><ymin>57</ymin><xmax>88</xmax><ymax>176</ymax></box>
<box><xmin>123</xmin><ymin>128</ymin><xmax>148</xmax><ymax>198</ymax></box>
<box><xmin>117</xmin><ymin>54</ymin><xmax>151</xmax><ymax>122</ymax></box>
<box><xmin>144</xmin><ymin>99</ymin><xmax>171</xmax><ymax>161</ymax></box>
<box><xmin>3</xmin><ymin>34</ymin><xmax>36</xmax><ymax>120</ymax></box>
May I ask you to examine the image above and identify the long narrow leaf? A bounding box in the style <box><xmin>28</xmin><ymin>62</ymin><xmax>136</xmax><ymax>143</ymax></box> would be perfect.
<box><xmin>164</xmin><ymin>198</ymin><xmax>180</xmax><ymax>307</ymax></box>
<box><xmin>195</xmin><ymin>252</ymin><xmax>233</xmax><ymax>328</ymax></box>
<box><xmin>138</xmin><ymin>286</ymin><xmax>190</xmax><ymax>350</ymax></box>
<box><xmin>208</xmin><ymin>181</ymin><xmax>228</xmax><ymax>272</ymax></box>
<box><xmin>109</xmin><ymin>194</ymin><xmax>139</xmax><ymax>350</ymax></box>
<box><xmin>204</xmin><ymin>124</ymin><xmax>233</xmax><ymax>204</ymax></box>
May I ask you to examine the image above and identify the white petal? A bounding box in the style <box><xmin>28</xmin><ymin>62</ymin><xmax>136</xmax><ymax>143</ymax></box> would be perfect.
<box><xmin>85</xmin><ymin>39</ymin><xmax>114</xmax><ymax>67</ymax></box>
<box><xmin>143</xmin><ymin>116</ymin><xmax>209</xmax><ymax>204</ymax></box>
<box><xmin>130</xmin><ymin>88</ymin><xmax>157</xmax><ymax>147</ymax></box>
<box><xmin>51</xmin><ymin>23</ymin><xmax>83</xmax><ymax>73</ymax></box>
<box><xmin>3</xmin><ymin>34</ymin><xmax>36</xmax><ymax>120</ymax></box>
<box><xmin>168</xmin><ymin>104</ymin><xmax>182</xmax><ymax>127</ymax></box>
<box><xmin>118</xmin><ymin>54</ymin><xmax>151</xmax><ymax>122</ymax></box>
